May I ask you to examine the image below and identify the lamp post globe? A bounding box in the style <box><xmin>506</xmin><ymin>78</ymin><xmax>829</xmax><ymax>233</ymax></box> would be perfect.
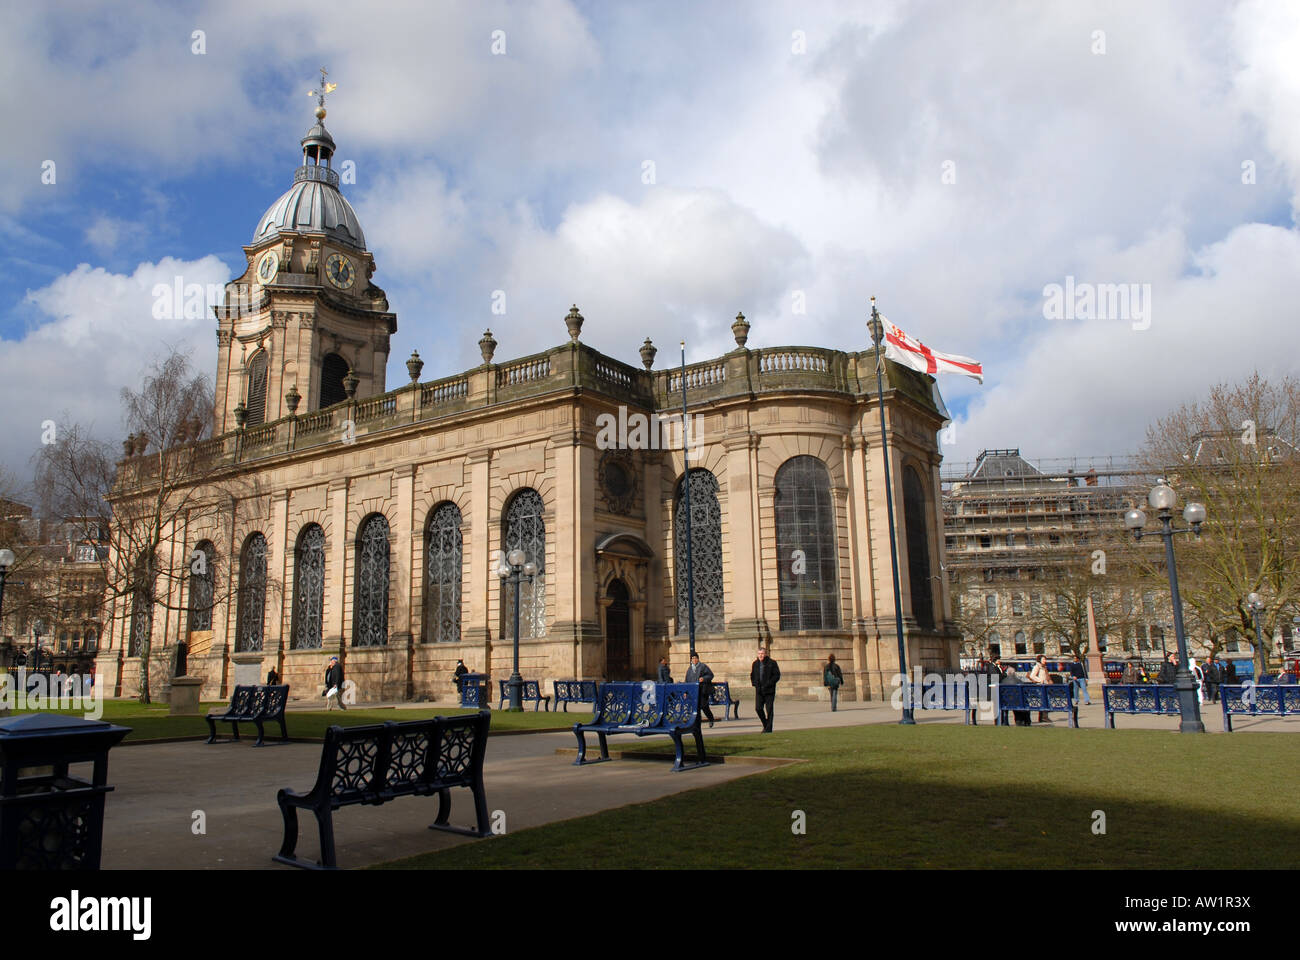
<box><xmin>1124</xmin><ymin>508</ymin><xmax>1146</xmax><ymax>532</ymax></box>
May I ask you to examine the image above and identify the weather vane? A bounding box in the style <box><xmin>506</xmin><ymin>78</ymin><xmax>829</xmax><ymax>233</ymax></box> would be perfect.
<box><xmin>308</xmin><ymin>67</ymin><xmax>337</xmax><ymax>118</ymax></box>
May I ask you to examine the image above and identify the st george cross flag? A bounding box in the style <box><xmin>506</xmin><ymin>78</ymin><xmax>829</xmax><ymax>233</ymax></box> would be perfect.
<box><xmin>879</xmin><ymin>316</ymin><xmax>983</xmax><ymax>383</ymax></box>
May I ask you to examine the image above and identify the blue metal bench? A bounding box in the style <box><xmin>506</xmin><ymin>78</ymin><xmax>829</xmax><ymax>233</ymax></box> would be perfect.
<box><xmin>708</xmin><ymin>681</ymin><xmax>742</xmax><ymax>720</ymax></box>
<box><xmin>274</xmin><ymin>712</ymin><xmax>491</xmax><ymax>869</ymax></box>
<box><xmin>458</xmin><ymin>673</ymin><xmax>489</xmax><ymax>707</ymax></box>
<box><xmin>553</xmin><ymin>679</ymin><xmax>599</xmax><ymax>712</ymax></box>
<box><xmin>1102</xmin><ymin>684</ymin><xmax>1180</xmax><ymax>728</ymax></box>
<box><xmin>573</xmin><ymin>682</ymin><xmax>707</xmax><ymax>772</ymax></box>
<box><xmin>914</xmin><ymin>674</ymin><xmax>986</xmax><ymax>724</ymax></box>
<box><xmin>497</xmin><ymin>679</ymin><xmax>551</xmax><ymax>711</ymax></box>
<box><xmin>205</xmin><ymin>684</ymin><xmax>289</xmax><ymax>746</ymax></box>
<box><xmin>995</xmin><ymin>683</ymin><xmax>1077</xmax><ymax>727</ymax></box>
<box><xmin>1221</xmin><ymin>683</ymin><xmax>1300</xmax><ymax>731</ymax></box>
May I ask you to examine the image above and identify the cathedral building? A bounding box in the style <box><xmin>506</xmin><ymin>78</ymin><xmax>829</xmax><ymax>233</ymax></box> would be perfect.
<box><xmin>97</xmin><ymin>100</ymin><xmax>959</xmax><ymax>704</ymax></box>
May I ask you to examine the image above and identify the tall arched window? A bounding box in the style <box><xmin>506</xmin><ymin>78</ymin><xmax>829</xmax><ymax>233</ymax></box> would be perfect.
<box><xmin>128</xmin><ymin>551</ymin><xmax>155</xmax><ymax>657</ymax></box>
<box><xmin>774</xmin><ymin>456</ymin><xmax>840</xmax><ymax>630</ymax></box>
<box><xmin>501</xmin><ymin>490</ymin><xmax>546</xmax><ymax>639</ymax></box>
<box><xmin>245</xmin><ymin>350</ymin><xmax>269</xmax><ymax>426</ymax></box>
<box><xmin>425</xmin><ymin>503</ymin><xmax>463</xmax><ymax>643</ymax></box>
<box><xmin>188</xmin><ymin>540</ymin><xmax>215</xmax><ymax>631</ymax></box>
<box><xmin>236</xmin><ymin>532</ymin><xmax>267</xmax><ymax>652</ymax></box>
<box><xmin>291</xmin><ymin>524</ymin><xmax>326</xmax><ymax>649</ymax></box>
<box><xmin>319</xmin><ymin>352</ymin><xmax>349</xmax><ymax>409</ymax></box>
<box><xmin>902</xmin><ymin>466</ymin><xmax>935</xmax><ymax>629</ymax></box>
<box><xmin>1015</xmin><ymin>631</ymin><xmax>1027</xmax><ymax>655</ymax></box>
<box><xmin>674</xmin><ymin>469</ymin><xmax>724</xmax><ymax>635</ymax></box>
<box><xmin>354</xmin><ymin>514</ymin><xmax>390</xmax><ymax>647</ymax></box>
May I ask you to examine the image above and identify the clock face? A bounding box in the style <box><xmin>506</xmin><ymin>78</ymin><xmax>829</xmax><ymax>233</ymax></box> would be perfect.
<box><xmin>325</xmin><ymin>253</ymin><xmax>355</xmax><ymax>289</ymax></box>
<box><xmin>256</xmin><ymin>250</ymin><xmax>279</xmax><ymax>283</ymax></box>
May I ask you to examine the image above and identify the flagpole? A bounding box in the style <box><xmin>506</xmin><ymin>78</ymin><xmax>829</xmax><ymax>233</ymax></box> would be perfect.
<box><xmin>869</xmin><ymin>297</ymin><xmax>914</xmax><ymax>724</ymax></box>
<box><xmin>680</xmin><ymin>340</ymin><xmax>697</xmax><ymax>659</ymax></box>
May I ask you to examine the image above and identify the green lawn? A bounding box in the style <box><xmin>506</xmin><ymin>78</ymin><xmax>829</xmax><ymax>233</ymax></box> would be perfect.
<box><xmin>10</xmin><ymin>699</ymin><xmax>576</xmax><ymax>740</ymax></box>
<box><xmin>384</xmin><ymin>723</ymin><xmax>1300</xmax><ymax>869</ymax></box>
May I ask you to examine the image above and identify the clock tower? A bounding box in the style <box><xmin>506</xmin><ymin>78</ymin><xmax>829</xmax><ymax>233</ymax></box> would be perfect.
<box><xmin>213</xmin><ymin>73</ymin><xmax>396</xmax><ymax>434</ymax></box>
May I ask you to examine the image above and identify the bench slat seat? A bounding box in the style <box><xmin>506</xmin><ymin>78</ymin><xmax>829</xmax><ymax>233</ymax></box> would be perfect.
<box><xmin>995</xmin><ymin>683</ymin><xmax>1078</xmax><ymax>727</ymax></box>
<box><xmin>205</xmin><ymin>684</ymin><xmax>289</xmax><ymax>746</ymax></box>
<box><xmin>1221</xmin><ymin>684</ymin><xmax>1300</xmax><ymax>731</ymax></box>
<box><xmin>274</xmin><ymin>711</ymin><xmax>491</xmax><ymax>869</ymax></box>
<box><xmin>915</xmin><ymin>674</ymin><xmax>988</xmax><ymax>724</ymax></box>
<box><xmin>573</xmin><ymin>683</ymin><xmax>707</xmax><ymax>771</ymax></box>
<box><xmin>1102</xmin><ymin>684</ymin><xmax>1180</xmax><ymax>728</ymax></box>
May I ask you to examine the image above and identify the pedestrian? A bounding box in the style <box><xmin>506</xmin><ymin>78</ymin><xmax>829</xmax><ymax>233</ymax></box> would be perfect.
<box><xmin>823</xmin><ymin>654</ymin><xmax>844</xmax><ymax>711</ymax></box>
<box><xmin>1068</xmin><ymin>654</ymin><xmax>1091</xmax><ymax>705</ymax></box>
<box><xmin>1190</xmin><ymin>657</ymin><xmax>1204</xmax><ymax>703</ymax></box>
<box><xmin>323</xmin><ymin>655</ymin><xmax>346</xmax><ymax>710</ymax></box>
<box><xmin>1203</xmin><ymin>657</ymin><xmax>1220</xmax><ymax>702</ymax></box>
<box><xmin>750</xmin><ymin>646</ymin><xmax>781</xmax><ymax>732</ymax></box>
<box><xmin>1157</xmin><ymin>652</ymin><xmax>1177</xmax><ymax>685</ymax></box>
<box><xmin>685</xmin><ymin>653</ymin><xmax>715</xmax><ymax>726</ymax></box>
<box><xmin>1002</xmin><ymin>667</ymin><xmax>1031</xmax><ymax>726</ymax></box>
<box><xmin>657</xmin><ymin>656</ymin><xmax>673</xmax><ymax>684</ymax></box>
<box><xmin>452</xmin><ymin>659</ymin><xmax>468</xmax><ymax>692</ymax></box>
<box><xmin>266</xmin><ymin>668</ymin><xmax>280</xmax><ymax>685</ymax></box>
<box><xmin>1029</xmin><ymin>654</ymin><xmax>1052</xmax><ymax>722</ymax></box>
<box><xmin>1221</xmin><ymin>658</ymin><xmax>1236</xmax><ymax>685</ymax></box>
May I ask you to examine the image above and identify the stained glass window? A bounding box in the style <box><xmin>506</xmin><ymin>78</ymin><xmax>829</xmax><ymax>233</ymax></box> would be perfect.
<box><xmin>501</xmin><ymin>490</ymin><xmax>546</xmax><ymax>640</ymax></box>
<box><xmin>291</xmin><ymin>524</ymin><xmax>326</xmax><ymax>649</ymax></box>
<box><xmin>902</xmin><ymin>466</ymin><xmax>935</xmax><ymax>630</ymax></box>
<box><xmin>246</xmin><ymin>350</ymin><xmax>268</xmax><ymax>426</ymax></box>
<box><xmin>674</xmin><ymin>469</ymin><xmax>724</xmax><ymax>635</ymax></box>
<box><xmin>236</xmin><ymin>533</ymin><xmax>267</xmax><ymax>652</ymax></box>
<box><xmin>425</xmin><ymin>503</ymin><xmax>463</xmax><ymax>643</ymax></box>
<box><xmin>188</xmin><ymin>540</ymin><xmax>215</xmax><ymax>631</ymax></box>
<box><xmin>128</xmin><ymin>551</ymin><xmax>154</xmax><ymax>657</ymax></box>
<box><xmin>353</xmin><ymin>514</ymin><xmax>390</xmax><ymax>647</ymax></box>
<box><xmin>319</xmin><ymin>352</ymin><xmax>349</xmax><ymax>409</ymax></box>
<box><xmin>774</xmin><ymin>456</ymin><xmax>840</xmax><ymax>631</ymax></box>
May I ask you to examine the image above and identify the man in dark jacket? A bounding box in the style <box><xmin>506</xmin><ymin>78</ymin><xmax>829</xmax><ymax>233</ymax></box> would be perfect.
<box><xmin>324</xmin><ymin>655</ymin><xmax>346</xmax><ymax>710</ymax></box>
<box><xmin>1067</xmin><ymin>655</ymin><xmax>1091</xmax><ymax>704</ymax></box>
<box><xmin>750</xmin><ymin>647</ymin><xmax>780</xmax><ymax>732</ymax></box>
<box><xmin>1203</xmin><ymin>658</ymin><xmax>1221</xmax><ymax>702</ymax></box>
<box><xmin>657</xmin><ymin>656</ymin><xmax>673</xmax><ymax>684</ymax></box>
<box><xmin>1157</xmin><ymin>652</ymin><xmax>1177</xmax><ymax>685</ymax></box>
<box><xmin>685</xmin><ymin>653</ymin><xmax>715</xmax><ymax>726</ymax></box>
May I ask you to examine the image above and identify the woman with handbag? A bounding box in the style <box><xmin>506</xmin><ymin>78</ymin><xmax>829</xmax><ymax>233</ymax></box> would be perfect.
<box><xmin>823</xmin><ymin>654</ymin><xmax>844</xmax><ymax>712</ymax></box>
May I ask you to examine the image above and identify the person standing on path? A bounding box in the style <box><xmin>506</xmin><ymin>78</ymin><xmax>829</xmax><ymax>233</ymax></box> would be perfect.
<box><xmin>657</xmin><ymin>656</ymin><xmax>673</xmax><ymax>684</ymax></box>
<box><xmin>324</xmin><ymin>655</ymin><xmax>346</xmax><ymax>710</ymax></box>
<box><xmin>751</xmin><ymin>646</ymin><xmax>780</xmax><ymax>732</ymax></box>
<box><xmin>1157</xmin><ymin>652</ymin><xmax>1177</xmax><ymax>686</ymax></box>
<box><xmin>823</xmin><ymin>654</ymin><xmax>844</xmax><ymax>711</ymax></box>
<box><xmin>1002</xmin><ymin>667</ymin><xmax>1032</xmax><ymax>726</ymax></box>
<box><xmin>1067</xmin><ymin>654</ymin><xmax>1090</xmax><ymax>705</ymax></box>
<box><xmin>684</xmin><ymin>653</ymin><xmax>714</xmax><ymax>726</ymax></box>
<box><xmin>1029</xmin><ymin>654</ymin><xmax>1052</xmax><ymax>722</ymax></box>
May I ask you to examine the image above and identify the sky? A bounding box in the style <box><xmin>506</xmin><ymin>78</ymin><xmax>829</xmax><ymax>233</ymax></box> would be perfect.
<box><xmin>2</xmin><ymin>0</ymin><xmax>1299</xmax><ymax>486</ymax></box>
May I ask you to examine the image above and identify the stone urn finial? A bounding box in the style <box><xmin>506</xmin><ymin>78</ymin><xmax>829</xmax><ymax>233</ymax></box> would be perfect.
<box><xmin>285</xmin><ymin>384</ymin><xmax>301</xmax><ymax>415</ymax></box>
<box><xmin>406</xmin><ymin>350</ymin><xmax>424</xmax><ymax>383</ymax></box>
<box><xmin>640</xmin><ymin>337</ymin><xmax>657</xmax><ymax>370</ymax></box>
<box><xmin>233</xmin><ymin>403</ymin><xmax>247</xmax><ymax>429</ymax></box>
<box><xmin>731</xmin><ymin>311</ymin><xmax>750</xmax><ymax>348</ymax></box>
<box><xmin>343</xmin><ymin>368</ymin><xmax>360</xmax><ymax>399</ymax></box>
<box><xmin>479</xmin><ymin>329</ymin><xmax>497</xmax><ymax>363</ymax></box>
<box><xmin>122</xmin><ymin>435</ymin><xmax>135</xmax><ymax>458</ymax></box>
<box><xmin>565</xmin><ymin>304</ymin><xmax>584</xmax><ymax>341</ymax></box>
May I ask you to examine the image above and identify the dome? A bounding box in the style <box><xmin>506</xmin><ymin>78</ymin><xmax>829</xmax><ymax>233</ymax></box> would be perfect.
<box><xmin>253</xmin><ymin>174</ymin><xmax>366</xmax><ymax>249</ymax></box>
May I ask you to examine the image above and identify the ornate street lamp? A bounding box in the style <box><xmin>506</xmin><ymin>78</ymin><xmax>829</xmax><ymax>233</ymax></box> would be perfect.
<box><xmin>1246</xmin><ymin>592</ymin><xmax>1266</xmax><ymax>674</ymax></box>
<box><xmin>496</xmin><ymin>549</ymin><xmax>537</xmax><ymax>712</ymax></box>
<box><xmin>1124</xmin><ymin>483</ymin><xmax>1207</xmax><ymax>733</ymax></box>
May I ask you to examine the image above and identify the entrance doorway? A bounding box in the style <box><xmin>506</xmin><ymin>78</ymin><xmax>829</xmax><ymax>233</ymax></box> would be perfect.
<box><xmin>605</xmin><ymin>579</ymin><xmax>631</xmax><ymax>680</ymax></box>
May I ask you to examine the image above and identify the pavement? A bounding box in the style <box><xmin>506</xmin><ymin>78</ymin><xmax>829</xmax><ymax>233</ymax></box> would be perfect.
<box><xmin>95</xmin><ymin>687</ymin><xmax>1295</xmax><ymax>869</ymax></box>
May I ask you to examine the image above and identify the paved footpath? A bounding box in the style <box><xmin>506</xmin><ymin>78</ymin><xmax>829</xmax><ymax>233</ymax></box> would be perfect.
<box><xmin>99</xmin><ymin>688</ymin><xmax>1293</xmax><ymax>869</ymax></box>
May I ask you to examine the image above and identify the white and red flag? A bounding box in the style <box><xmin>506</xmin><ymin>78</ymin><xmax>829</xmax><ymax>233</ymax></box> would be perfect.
<box><xmin>879</xmin><ymin>316</ymin><xmax>983</xmax><ymax>383</ymax></box>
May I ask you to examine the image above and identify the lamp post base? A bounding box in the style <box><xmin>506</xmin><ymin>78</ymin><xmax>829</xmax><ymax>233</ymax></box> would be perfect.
<box><xmin>507</xmin><ymin>672</ymin><xmax>524</xmax><ymax>712</ymax></box>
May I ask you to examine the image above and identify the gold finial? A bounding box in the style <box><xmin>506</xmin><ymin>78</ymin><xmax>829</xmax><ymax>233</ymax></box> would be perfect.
<box><xmin>308</xmin><ymin>66</ymin><xmax>337</xmax><ymax>120</ymax></box>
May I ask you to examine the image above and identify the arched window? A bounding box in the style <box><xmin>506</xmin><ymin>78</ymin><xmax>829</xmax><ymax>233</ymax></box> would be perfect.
<box><xmin>1032</xmin><ymin>629</ymin><xmax>1045</xmax><ymax>654</ymax></box>
<box><xmin>59</xmin><ymin>632</ymin><xmax>68</xmax><ymax>652</ymax></box>
<box><xmin>425</xmin><ymin>503</ymin><xmax>463</xmax><ymax>643</ymax></box>
<box><xmin>291</xmin><ymin>524</ymin><xmax>326</xmax><ymax>649</ymax></box>
<box><xmin>902</xmin><ymin>466</ymin><xmax>934</xmax><ymax>630</ymax></box>
<box><xmin>986</xmin><ymin>594</ymin><xmax>997</xmax><ymax>618</ymax></box>
<box><xmin>774</xmin><ymin>456</ymin><xmax>840</xmax><ymax>630</ymax></box>
<box><xmin>1014</xmin><ymin>631</ymin><xmax>1027</xmax><ymax>655</ymax></box>
<box><xmin>245</xmin><ymin>350</ymin><xmax>269</xmax><ymax>426</ymax></box>
<box><xmin>674</xmin><ymin>469</ymin><xmax>724</xmax><ymax>635</ymax></box>
<box><xmin>85</xmin><ymin>629</ymin><xmax>97</xmax><ymax>651</ymax></box>
<box><xmin>188</xmin><ymin>540</ymin><xmax>215</xmax><ymax>631</ymax></box>
<box><xmin>319</xmin><ymin>352</ymin><xmax>349</xmax><ymax>409</ymax></box>
<box><xmin>128</xmin><ymin>551</ymin><xmax>155</xmax><ymax>657</ymax></box>
<box><xmin>353</xmin><ymin>514</ymin><xmax>390</xmax><ymax>647</ymax></box>
<box><xmin>236</xmin><ymin>533</ymin><xmax>267</xmax><ymax>652</ymax></box>
<box><xmin>501</xmin><ymin>490</ymin><xmax>546</xmax><ymax>639</ymax></box>
<box><xmin>988</xmin><ymin>630</ymin><xmax>1001</xmax><ymax>657</ymax></box>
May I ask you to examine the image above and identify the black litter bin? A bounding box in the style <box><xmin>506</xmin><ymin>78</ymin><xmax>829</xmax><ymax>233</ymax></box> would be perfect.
<box><xmin>0</xmin><ymin>712</ymin><xmax>130</xmax><ymax>869</ymax></box>
<box><xmin>458</xmin><ymin>673</ymin><xmax>489</xmax><ymax>708</ymax></box>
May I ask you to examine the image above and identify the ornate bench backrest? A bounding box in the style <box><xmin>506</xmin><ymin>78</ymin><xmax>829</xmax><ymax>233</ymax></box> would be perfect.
<box><xmin>709</xmin><ymin>682</ymin><xmax>730</xmax><ymax>705</ymax></box>
<box><xmin>321</xmin><ymin>723</ymin><xmax>388</xmax><ymax>803</ymax></box>
<box><xmin>523</xmin><ymin>680</ymin><xmax>542</xmax><ymax>700</ymax></box>
<box><xmin>258</xmin><ymin>684</ymin><xmax>289</xmax><ymax>717</ymax></box>
<box><xmin>593</xmin><ymin>683</ymin><xmax>636</xmax><ymax>725</ymax></box>
<box><xmin>554</xmin><ymin>680</ymin><xmax>572</xmax><ymax>700</ymax></box>
<box><xmin>659</xmin><ymin>684</ymin><xmax>699</xmax><ymax>728</ymax></box>
<box><xmin>430</xmin><ymin>711</ymin><xmax>490</xmax><ymax>788</ymax></box>
<box><xmin>386</xmin><ymin>719</ymin><xmax>436</xmax><ymax>792</ymax></box>
<box><xmin>578</xmin><ymin>681</ymin><xmax>599</xmax><ymax>701</ymax></box>
<box><xmin>229</xmin><ymin>685</ymin><xmax>256</xmax><ymax>715</ymax></box>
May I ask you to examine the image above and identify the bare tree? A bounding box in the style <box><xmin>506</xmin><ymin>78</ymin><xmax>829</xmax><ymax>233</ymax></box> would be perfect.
<box><xmin>1026</xmin><ymin>563</ymin><xmax>1142</xmax><ymax>659</ymax></box>
<box><xmin>1137</xmin><ymin>373</ymin><xmax>1300</xmax><ymax>678</ymax></box>
<box><xmin>35</xmin><ymin>350</ymin><xmax>259</xmax><ymax>703</ymax></box>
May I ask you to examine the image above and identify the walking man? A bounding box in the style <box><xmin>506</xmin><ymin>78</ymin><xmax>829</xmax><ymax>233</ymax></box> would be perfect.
<box><xmin>323</xmin><ymin>655</ymin><xmax>346</xmax><ymax>710</ymax></box>
<box><xmin>684</xmin><ymin>653</ymin><xmax>714</xmax><ymax>726</ymax></box>
<box><xmin>1067</xmin><ymin>654</ymin><xmax>1091</xmax><ymax>705</ymax></box>
<box><xmin>657</xmin><ymin>656</ymin><xmax>673</xmax><ymax>684</ymax></box>
<box><xmin>823</xmin><ymin>653</ymin><xmax>844</xmax><ymax>711</ymax></box>
<box><xmin>750</xmin><ymin>646</ymin><xmax>781</xmax><ymax>732</ymax></box>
